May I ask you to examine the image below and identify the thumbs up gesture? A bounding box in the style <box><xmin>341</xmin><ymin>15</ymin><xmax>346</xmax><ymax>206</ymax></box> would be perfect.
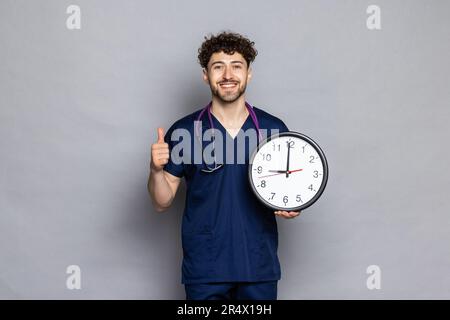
<box><xmin>150</xmin><ymin>127</ymin><xmax>170</xmax><ymax>172</ymax></box>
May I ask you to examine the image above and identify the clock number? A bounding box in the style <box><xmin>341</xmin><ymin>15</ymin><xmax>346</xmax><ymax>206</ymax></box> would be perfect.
<box><xmin>302</xmin><ymin>144</ymin><xmax>307</xmax><ymax>153</ymax></box>
<box><xmin>272</xmin><ymin>143</ymin><xmax>280</xmax><ymax>151</ymax></box>
<box><xmin>308</xmin><ymin>184</ymin><xmax>315</xmax><ymax>192</ymax></box>
<box><xmin>269</xmin><ymin>192</ymin><xmax>275</xmax><ymax>200</ymax></box>
<box><xmin>309</xmin><ymin>155</ymin><xmax>315</xmax><ymax>163</ymax></box>
<box><xmin>257</xmin><ymin>166</ymin><xmax>262</xmax><ymax>174</ymax></box>
<box><xmin>283</xmin><ymin>195</ymin><xmax>288</xmax><ymax>205</ymax></box>
<box><xmin>259</xmin><ymin>180</ymin><xmax>266</xmax><ymax>188</ymax></box>
<box><xmin>288</xmin><ymin>140</ymin><xmax>295</xmax><ymax>147</ymax></box>
<box><xmin>262</xmin><ymin>153</ymin><xmax>272</xmax><ymax>161</ymax></box>
<box><xmin>313</xmin><ymin>170</ymin><xmax>319</xmax><ymax>178</ymax></box>
<box><xmin>296</xmin><ymin>195</ymin><xmax>303</xmax><ymax>203</ymax></box>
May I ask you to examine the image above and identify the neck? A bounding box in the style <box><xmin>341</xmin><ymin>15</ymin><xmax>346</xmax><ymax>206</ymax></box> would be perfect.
<box><xmin>210</xmin><ymin>95</ymin><xmax>249</xmax><ymax>125</ymax></box>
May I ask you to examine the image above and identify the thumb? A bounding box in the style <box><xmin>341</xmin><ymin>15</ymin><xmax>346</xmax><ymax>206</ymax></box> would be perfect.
<box><xmin>157</xmin><ymin>127</ymin><xmax>165</xmax><ymax>143</ymax></box>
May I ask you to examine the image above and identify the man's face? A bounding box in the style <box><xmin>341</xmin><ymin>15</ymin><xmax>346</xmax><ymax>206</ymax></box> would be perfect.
<box><xmin>203</xmin><ymin>51</ymin><xmax>252</xmax><ymax>103</ymax></box>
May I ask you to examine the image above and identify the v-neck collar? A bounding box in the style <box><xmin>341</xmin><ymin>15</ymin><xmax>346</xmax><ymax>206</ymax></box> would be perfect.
<box><xmin>209</xmin><ymin>110</ymin><xmax>251</xmax><ymax>141</ymax></box>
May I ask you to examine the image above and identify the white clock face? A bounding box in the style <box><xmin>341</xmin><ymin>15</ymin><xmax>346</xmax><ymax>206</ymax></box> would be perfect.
<box><xmin>248</xmin><ymin>132</ymin><xmax>328</xmax><ymax>211</ymax></box>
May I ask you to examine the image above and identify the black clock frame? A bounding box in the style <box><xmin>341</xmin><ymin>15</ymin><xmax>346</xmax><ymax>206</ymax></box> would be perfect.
<box><xmin>248</xmin><ymin>131</ymin><xmax>329</xmax><ymax>212</ymax></box>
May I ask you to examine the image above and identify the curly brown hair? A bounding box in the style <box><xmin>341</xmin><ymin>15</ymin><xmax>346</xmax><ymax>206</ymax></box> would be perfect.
<box><xmin>197</xmin><ymin>31</ymin><xmax>258</xmax><ymax>70</ymax></box>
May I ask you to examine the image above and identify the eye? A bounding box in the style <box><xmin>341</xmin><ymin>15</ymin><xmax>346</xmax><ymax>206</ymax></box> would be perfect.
<box><xmin>233</xmin><ymin>65</ymin><xmax>242</xmax><ymax>69</ymax></box>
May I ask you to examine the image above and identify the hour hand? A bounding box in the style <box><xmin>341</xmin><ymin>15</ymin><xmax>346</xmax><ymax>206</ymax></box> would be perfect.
<box><xmin>268</xmin><ymin>169</ymin><xmax>288</xmax><ymax>173</ymax></box>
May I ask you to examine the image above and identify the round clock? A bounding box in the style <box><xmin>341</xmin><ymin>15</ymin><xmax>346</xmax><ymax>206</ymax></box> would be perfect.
<box><xmin>248</xmin><ymin>131</ymin><xmax>328</xmax><ymax>211</ymax></box>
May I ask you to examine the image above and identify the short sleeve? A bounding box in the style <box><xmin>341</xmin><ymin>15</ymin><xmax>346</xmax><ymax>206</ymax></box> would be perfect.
<box><xmin>162</xmin><ymin>124</ymin><xmax>185</xmax><ymax>178</ymax></box>
<box><xmin>279</xmin><ymin>119</ymin><xmax>289</xmax><ymax>133</ymax></box>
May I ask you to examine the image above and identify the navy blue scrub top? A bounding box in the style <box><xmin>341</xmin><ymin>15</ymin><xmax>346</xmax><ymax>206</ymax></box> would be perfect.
<box><xmin>163</xmin><ymin>104</ymin><xmax>289</xmax><ymax>284</ymax></box>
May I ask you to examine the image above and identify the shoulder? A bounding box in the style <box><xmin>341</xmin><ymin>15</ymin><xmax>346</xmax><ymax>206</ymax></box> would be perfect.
<box><xmin>252</xmin><ymin>105</ymin><xmax>289</xmax><ymax>132</ymax></box>
<box><xmin>163</xmin><ymin>108</ymin><xmax>204</xmax><ymax>145</ymax></box>
<box><xmin>166</xmin><ymin>108</ymin><xmax>203</xmax><ymax>132</ymax></box>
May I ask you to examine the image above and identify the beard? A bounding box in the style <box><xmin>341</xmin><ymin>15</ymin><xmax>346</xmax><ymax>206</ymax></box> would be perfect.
<box><xmin>210</xmin><ymin>80</ymin><xmax>247</xmax><ymax>103</ymax></box>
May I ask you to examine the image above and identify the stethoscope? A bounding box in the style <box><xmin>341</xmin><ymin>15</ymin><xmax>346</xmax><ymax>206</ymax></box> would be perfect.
<box><xmin>195</xmin><ymin>101</ymin><xmax>263</xmax><ymax>173</ymax></box>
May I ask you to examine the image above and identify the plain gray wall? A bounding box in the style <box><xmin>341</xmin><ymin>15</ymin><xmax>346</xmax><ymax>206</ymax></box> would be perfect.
<box><xmin>1</xmin><ymin>0</ymin><xmax>449</xmax><ymax>299</ymax></box>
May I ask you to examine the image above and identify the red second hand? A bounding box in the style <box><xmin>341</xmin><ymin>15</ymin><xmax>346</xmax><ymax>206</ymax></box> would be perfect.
<box><xmin>258</xmin><ymin>169</ymin><xmax>303</xmax><ymax>179</ymax></box>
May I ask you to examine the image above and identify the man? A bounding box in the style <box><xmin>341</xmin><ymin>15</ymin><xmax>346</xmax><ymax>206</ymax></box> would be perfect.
<box><xmin>148</xmin><ymin>31</ymin><xmax>300</xmax><ymax>300</ymax></box>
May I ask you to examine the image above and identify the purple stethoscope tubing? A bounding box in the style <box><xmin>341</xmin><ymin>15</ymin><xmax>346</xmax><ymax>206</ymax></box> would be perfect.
<box><xmin>194</xmin><ymin>101</ymin><xmax>263</xmax><ymax>142</ymax></box>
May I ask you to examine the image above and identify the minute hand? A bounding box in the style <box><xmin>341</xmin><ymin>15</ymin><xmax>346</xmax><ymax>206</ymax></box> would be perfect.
<box><xmin>286</xmin><ymin>142</ymin><xmax>291</xmax><ymax>178</ymax></box>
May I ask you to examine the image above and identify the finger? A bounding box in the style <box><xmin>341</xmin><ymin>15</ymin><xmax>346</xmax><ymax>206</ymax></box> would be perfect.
<box><xmin>157</xmin><ymin>127</ymin><xmax>165</xmax><ymax>143</ymax></box>
<box><xmin>154</xmin><ymin>152</ymin><xmax>169</xmax><ymax>159</ymax></box>
<box><xmin>280</xmin><ymin>211</ymin><xmax>296</xmax><ymax>219</ymax></box>
<box><xmin>156</xmin><ymin>155</ymin><xmax>170</xmax><ymax>161</ymax></box>
<box><xmin>281</xmin><ymin>212</ymin><xmax>292</xmax><ymax>218</ymax></box>
<box><xmin>275</xmin><ymin>211</ymin><xmax>288</xmax><ymax>218</ymax></box>
<box><xmin>153</xmin><ymin>150</ymin><xmax>169</xmax><ymax>156</ymax></box>
<box><xmin>152</xmin><ymin>143</ymin><xmax>169</xmax><ymax>150</ymax></box>
<box><xmin>154</xmin><ymin>157</ymin><xmax>169</xmax><ymax>163</ymax></box>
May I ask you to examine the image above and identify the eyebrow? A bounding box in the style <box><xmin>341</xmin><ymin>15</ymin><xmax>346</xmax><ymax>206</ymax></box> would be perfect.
<box><xmin>210</xmin><ymin>60</ymin><xmax>244</xmax><ymax>66</ymax></box>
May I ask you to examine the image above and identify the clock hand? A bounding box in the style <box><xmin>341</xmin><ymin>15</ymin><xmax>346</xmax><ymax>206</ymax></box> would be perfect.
<box><xmin>258</xmin><ymin>169</ymin><xmax>303</xmax><ymax>179</ymax></box>
<box><xmin>286</xmin><ymin>141</ymin><xmax>290</xmax><ymax>178</ymax></box>
<box><xmin>287</xmin><ymin>169</ymin><xmax>303</xmax><ymax>174</ymax></box>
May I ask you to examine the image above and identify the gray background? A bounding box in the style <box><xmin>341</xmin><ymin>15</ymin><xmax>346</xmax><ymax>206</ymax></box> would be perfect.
<box><xmin>1</xmin><ymin>0</ymin><xmax>449</xmax><ymax>299</ymax></box>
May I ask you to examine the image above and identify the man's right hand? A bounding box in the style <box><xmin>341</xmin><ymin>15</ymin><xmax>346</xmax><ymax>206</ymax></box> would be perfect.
<box><xmin>150</xmin><ymin>127</ymin><xmax>169</xmax><ymax>172</ymax></box>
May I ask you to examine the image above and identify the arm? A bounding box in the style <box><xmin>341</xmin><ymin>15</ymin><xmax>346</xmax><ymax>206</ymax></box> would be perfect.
<box><xmin>147</xmin><ymin>127</ymin><xmax>181</xmax><ymax>212</ymax></box>
<box><xmin>148</xmin><ymin>169</ymin><xmax>180</xmax><ymax>212</ymax></box>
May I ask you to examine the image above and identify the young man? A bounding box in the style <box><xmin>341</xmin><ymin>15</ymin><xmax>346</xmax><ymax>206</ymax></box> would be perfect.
<box><xmin>148</xmin><ymin>31</ymin><xmax>300</xmax><ymax>300</ymax></box>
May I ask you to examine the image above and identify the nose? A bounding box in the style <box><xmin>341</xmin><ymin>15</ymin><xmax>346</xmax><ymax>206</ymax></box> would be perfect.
<box><xmin>223</xmin><ymin>65</ymin><xmax>233</xmax><ymax>79</ymax></box>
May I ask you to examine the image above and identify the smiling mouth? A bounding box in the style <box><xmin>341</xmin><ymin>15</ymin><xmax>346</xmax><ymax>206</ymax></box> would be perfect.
<box><xmin>219</xmin><ymin>82</ymin><xmax>238</xmax><ymax>89</ymax></box>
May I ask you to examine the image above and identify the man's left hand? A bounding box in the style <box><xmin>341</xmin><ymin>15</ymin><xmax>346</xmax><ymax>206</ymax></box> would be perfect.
<box><xmin>274</xmin><ymin>211</ymin><xmax>301</xmax><ymax>219</ymax></box>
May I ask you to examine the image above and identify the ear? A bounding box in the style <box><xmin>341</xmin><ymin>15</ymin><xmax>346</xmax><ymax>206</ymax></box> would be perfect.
<box><xmin>247</xmin><ymin>66</ymin><xmax>253</xmax><ymax>82</ymax></box>
<box><xmin>202</xmin><ymin>68</ymin><xmax>209</xmax><ymax>84</ymax></box>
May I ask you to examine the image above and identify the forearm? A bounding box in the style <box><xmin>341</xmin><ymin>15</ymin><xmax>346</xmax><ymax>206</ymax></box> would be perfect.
<box><xmin>148</xmin><ymin>169</ymin><xmax>174</xmax><ymax>212</ymax></box>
